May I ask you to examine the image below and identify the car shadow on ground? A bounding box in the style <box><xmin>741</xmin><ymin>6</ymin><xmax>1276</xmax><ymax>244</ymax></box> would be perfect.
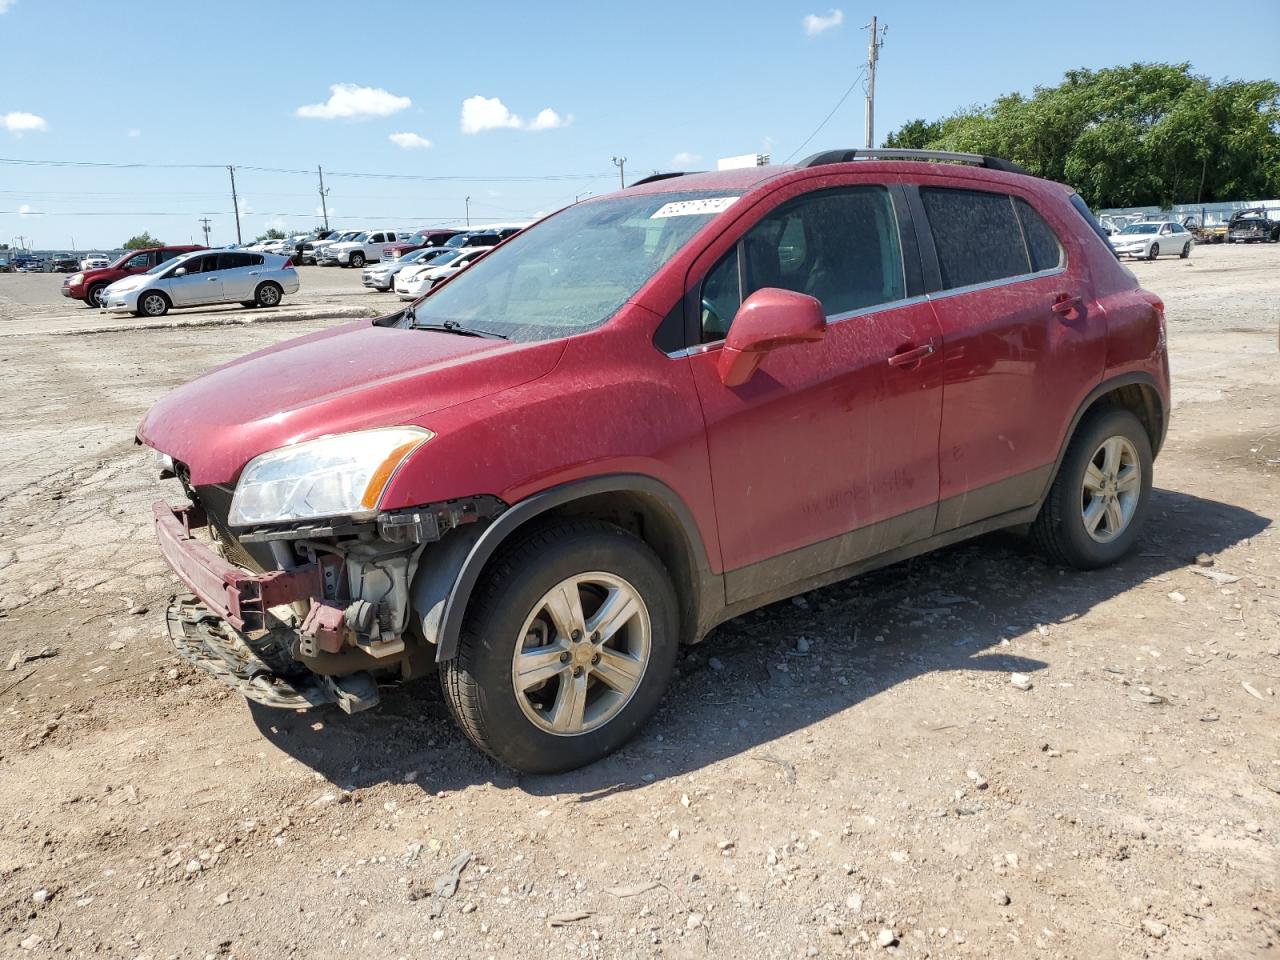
<box><xmin>249</xmin><ymin>487</ymin><xmax>1269</xmax><ymax>797</ymax></box>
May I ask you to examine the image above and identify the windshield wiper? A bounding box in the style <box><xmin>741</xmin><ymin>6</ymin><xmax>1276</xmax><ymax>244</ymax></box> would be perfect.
<box><xmin>409</xmin><ymin>316</ymin><xmax>508</xmax><ymax>340</ymax></box>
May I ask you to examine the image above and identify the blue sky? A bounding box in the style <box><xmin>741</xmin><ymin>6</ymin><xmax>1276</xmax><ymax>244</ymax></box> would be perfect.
<box><xmin>2</xmin><ymin>0</ymin><xmax>1277</xmax><ymax>250</ymax></box>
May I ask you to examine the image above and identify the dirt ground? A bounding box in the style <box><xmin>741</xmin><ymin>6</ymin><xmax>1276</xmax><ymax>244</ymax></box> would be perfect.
<box><xmin>1</xmin><ymin>245</ymin><xmax>1277</xmax><ymax>959</ymax></box>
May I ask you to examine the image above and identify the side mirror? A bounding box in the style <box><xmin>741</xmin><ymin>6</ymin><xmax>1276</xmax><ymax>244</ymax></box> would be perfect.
<box><xmin>717</xmin><ymin>288</ymin><xmax>826</xmax><ymax>387</ymax></box>
<box><xmin>174</xmin><ymin>267</ymin><xmax>188</xmax><ymax>277</ymax></box>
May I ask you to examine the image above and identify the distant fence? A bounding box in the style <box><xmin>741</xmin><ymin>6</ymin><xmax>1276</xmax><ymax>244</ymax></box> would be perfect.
<box><xmin>1099</xmin><ymin>198</ymin><xmax>1280</xmax><ymax>226</ymax></box>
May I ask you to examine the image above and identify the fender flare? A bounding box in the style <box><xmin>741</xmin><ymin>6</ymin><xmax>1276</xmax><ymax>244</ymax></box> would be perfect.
<box><xmin>1038</xmin><ymin>371</ymin><xmax>1166</xmax><ymax>505</ymax></box>
<box><xmin>434</xmin><ymin>474</ymin><xmax>717</xmax><ymax>661</ymax></box>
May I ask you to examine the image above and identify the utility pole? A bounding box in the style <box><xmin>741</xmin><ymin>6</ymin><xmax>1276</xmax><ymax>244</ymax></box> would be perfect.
<box><xmin>199</xmin><ymin>217</ymin><xmax>212</xmax><ymax>246</ymax></box>
<box><xmin>864</xmin><ymin>16</ymin><xmax>886</xmax><ymax>149</ymax></box>
<box><xmin>611</xmin><ymin>156</ymin><xmax>627</xmax><ymax>189</ymax></box>
<box><xmin>465</xmin><ymin>196</ymin><xmax>471</xmax><ymax>227</ymax></box>
<box><xmin>228</xmin><ymin>165</ymin><xmax>242</xmax><ymax>246</ymax></box>
<box><xmin>317</xmin><ymin>166</ymin><xmax>330</xmax><ymax>230</ymax></box>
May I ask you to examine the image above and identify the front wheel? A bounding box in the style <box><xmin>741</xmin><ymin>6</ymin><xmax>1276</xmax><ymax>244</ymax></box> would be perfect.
<box><xmin>440</xmin><ymin>520</ymin><xmax>679</xmax><ymax>774</ymax></box>
<box><xmin>1147</xmin><ymin>243</ymin><xmax>1160</xmax><ymax>260</ymax></box>
<box><xmin>138</xmin><ymin>291</ymin><xmax>169</xmax><ymax>317</ymax></box>
<box><xmin>1031</xmin><ymin>408</ymin><xmax>1153</xmax><ymax>570</ymax></box>
<box><xmin>87</xmin><ymin>284</ymin><xmax>107</xmax><ymax>308</ymax></box>
<box><xmin>349</xmin><ymin>252</ymin><xmax>365</xmax><ymax>268</ymax></box>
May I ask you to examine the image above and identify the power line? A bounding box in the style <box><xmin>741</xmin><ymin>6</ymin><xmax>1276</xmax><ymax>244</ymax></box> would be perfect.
<box><xmin>0</xmin><ymin>157</ymin><xmax>608</xmax><ymax>183</ymax></box>
<box><xmin>783</xmin><ymin>65</ymin><xmax>869</xmax><ymax>163</ymax></box>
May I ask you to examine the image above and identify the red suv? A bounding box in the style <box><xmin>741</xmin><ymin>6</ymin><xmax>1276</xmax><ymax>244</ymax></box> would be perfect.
<box><xmin>382</xmin><ymin>228</ymin><xmax>461</xmax><ymax>261</ymax></box>
<box><xmin>64</xmin><ymin>245</ymin><xmax>205</xmax><ymax>308</ymax></box>
<box><xmin>137</xmin><ymin>150</ymin><xmax>1169</xmax><ymax>773</ymax></box>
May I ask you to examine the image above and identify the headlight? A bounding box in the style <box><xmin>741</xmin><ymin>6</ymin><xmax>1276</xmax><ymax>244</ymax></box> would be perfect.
<box><xmin>228</xmin><ymin>427</ymin><xmax>433</xmax><ymax>526</ymax></box>
<box><xmin>70</xmin><ymin>272</ymin><xmax>85</xmax><ymax>284</ymax></box>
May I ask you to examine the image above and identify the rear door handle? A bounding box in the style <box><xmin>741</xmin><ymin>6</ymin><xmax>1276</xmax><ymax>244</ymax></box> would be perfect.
<box><xmin>887</xmin><ymin>343</ymin><xmax>935</xmax><ymax>368</ymax></box>
<box><xmin>1051</xmin><ymin>293</ymin><xmax>1083</xmax><ymax>316</ymax></box>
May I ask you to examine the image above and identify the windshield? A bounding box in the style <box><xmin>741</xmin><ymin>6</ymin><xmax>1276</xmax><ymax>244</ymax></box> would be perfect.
<box><xmin>1120</xmin><ymin>224</ymin><xmax>1158</xmax><ymax>235</ymax></box>
<box><xmin>409</xmin><ymin>190</ymin><xmax>742</xmax><ymax>342</ymax></box>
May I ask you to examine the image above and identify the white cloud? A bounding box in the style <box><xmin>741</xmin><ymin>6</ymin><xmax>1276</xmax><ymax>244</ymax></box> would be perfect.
<box><xmin>296</xmin><ymin>83</ymin><xmax>411</xmax><ymax>120</ymax></box>
<box><xmin>460</xmin><ymin>96</ymin><xmax>571</xmax><ymax>133</ymax></box>
<box><xmin>0</xmin><ymin>1</ymin><xmax>16</xmax><ymax>14</ymax></box>
<box><xmin>526</xmin><ymin>108</ymin><xmax>571</xmax><ymax>131</ymax></box>
<box><xmin>671</xmin><ymin>152</ymin><xmax>702</xmax><ymax>166</ymax></box>
<box><xmin>18</xmin><ymin>203</ymin><xmax>35</xmax><ymax>217</ymax></box>
<box><xmin>2</xmin><ymin>111</ymin><xmax>48</xmax><ymax>135</ymax></box>
<box><xmin>389</xmin><ymin>131</ymin><xmax>433</xmax><ymax>149</ymax></box>
<box><xmin>128</xmin><ymin>128</ymin><xmax>141</xmax><ymax>138</ymax></box>
<box><xmin>461</xmin><ymin>95</ymin><xmax>523</xmax><ymax>133</ymax></box>
<box><xmin>315</xmin><ymin>205</ymin><xmax>335</xmax><ymax>218</ymax></box>
<box><xmin>803</xmin><ymin>9</ymin><xmax>843</xmax><ymax>35</ymax></box>
<box><xmin>238</xmin><ymin>197</ymin><xmax>254</xmax><ymax>215</ymax></box>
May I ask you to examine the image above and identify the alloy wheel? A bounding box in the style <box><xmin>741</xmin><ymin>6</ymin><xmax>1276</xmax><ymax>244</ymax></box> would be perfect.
<box><xmin>141</xmin><ymin>294</ymin><xmax>167</xmax><ymax>316</ymax></box>
<box><xmin>510</xmin><ymin>572</ymin><xmax>652</xmax><ymax>736</ymax></box>
<box><xmin>1081</xmin><ymin>436</ymin><xmax>1141</xmax><ymax>543</ymax></box>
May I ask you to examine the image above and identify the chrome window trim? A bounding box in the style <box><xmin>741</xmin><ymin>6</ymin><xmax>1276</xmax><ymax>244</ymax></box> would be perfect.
<box><xmin>924</xmin><ymin>265</ymin><xmax>1067</xmax><ymax>304</ymax></box>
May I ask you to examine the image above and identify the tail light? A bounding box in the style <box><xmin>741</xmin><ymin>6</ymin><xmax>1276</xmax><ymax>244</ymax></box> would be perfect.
<box><xmin>282</xmin><ymin>258</ymin><xmax>294</xmax><ymax>269</ymax></box>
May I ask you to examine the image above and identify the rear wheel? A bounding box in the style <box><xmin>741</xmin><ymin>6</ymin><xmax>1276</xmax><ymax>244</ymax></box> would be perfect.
<box><xmin>1180</xmin><ymin>241</ymin><xmax>1191</xmax><ymax>258</ymax></box>
<box><xmin>254</xmin><ymin>282</ymin><xmax>282</xmax><ymax>307</ymax></box>
<box><xmin>1147</xmin><ymin>243</ymin><xmax>1160</xmax><ymax>260</ymax></box>
<box><xmin>1031</xmin><ymin>408</ymin><xmax>1153</xmax><ymax>570</ymax></box>
<box><xmin>138</xmin><ymin>291</ymin><xmax>169</xmax><ymax>318</ymax></box>
<box><xmin>440</xmin><ymin>519</ymin><xmax>679</xmax><ymax>774</ymax></box>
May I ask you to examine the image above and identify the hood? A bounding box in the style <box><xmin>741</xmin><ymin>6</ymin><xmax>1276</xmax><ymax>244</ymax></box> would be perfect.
<box><xmin>137</xmin><ymin>319</ymin><xmax>566</xmax><ymax>485</ymax></box>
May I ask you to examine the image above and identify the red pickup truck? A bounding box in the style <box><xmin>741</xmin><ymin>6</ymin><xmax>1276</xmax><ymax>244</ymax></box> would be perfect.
<box><xmin>63</xmin><ymin>245</ymin><xmax>205</xmax><ymax>308</ymax></box>
<box><xmin>380</xmin><ymin>228</ymin><xmax>459</xmax><ymax>262</ymax></box>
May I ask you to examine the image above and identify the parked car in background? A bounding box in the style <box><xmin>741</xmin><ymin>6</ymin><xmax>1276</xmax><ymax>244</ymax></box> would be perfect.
<box><xmin>381</xmin><ymin>228</ymin><xmax>460</xmax><ymax>262</ymax></box>
<box><xmin>323</xmin><ymin>230</ymin><xmax>411</xmax><ymax>268</ymax></box>
<box><xmin>52</xmin><ymin>253</ymin><xmax>80</xmax><ymax>273</ymax></box>
<box><xmin>0</xmin><ymin>256</ymin><xmax>10</xmax><ymax>273</ymax></box>
<box><xmin>1226</xmin><ymin>208</ymin><xmax>1279</xmax><ymax>243</ymax></box>
<box><xmin>81</xmin><ymin>253</ymin><xmax>111</xmax><ymax>270</ymax></box>
<box><xmin>63</xmin><ymin>246</ymin><xmax>205</xmax><ymax>307</ymax></box>
<box><xmin>103</xmin><ymin>250</ymin><xmax>299</xmax><ymax>318</ymax></box>
<box><xmin>297</xmin><ymin>229</ymin><xmax>346</xmax><ymax>265</ymax></box>
<box><xmin>361</xmin><ymin>246</ymin><xmax>456</xmax><ymax>292</ymax></box>
<box><xmin>393</xmin><ymin>246</ymin><xmax>488</xmax><ymax>299</ymax></box>
<box><xmin>137</xmin><ymin>148</ymin><xmax>1169</xmax><ymax>773</ymax></box>
<box><xmin>1108</xmin><ymin>221</ymin><xmax>1193</xmax><ymax>260</ymax></box>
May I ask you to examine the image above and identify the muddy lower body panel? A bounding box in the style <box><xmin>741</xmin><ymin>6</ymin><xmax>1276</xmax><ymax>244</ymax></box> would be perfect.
<box><xmin>164</xmin><ymin>594</ymin><xmax>380</xmax><ymax>713</ymax></box>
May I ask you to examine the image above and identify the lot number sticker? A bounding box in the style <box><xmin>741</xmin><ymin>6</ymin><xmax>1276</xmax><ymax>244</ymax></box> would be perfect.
<box><xmin>650</xmin><ymin>197</ymin><xmax>739</xmax><ymax>219</ymax></box>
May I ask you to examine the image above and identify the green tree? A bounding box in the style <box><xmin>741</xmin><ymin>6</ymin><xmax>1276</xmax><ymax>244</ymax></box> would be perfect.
<box><xmin>883</xmin><ymin>63</ymin><xmax>1280</xmax><ymax>208</ymax></box>
<box><xmin>254</xmin><ymin>227</ymin><xmax>287</xmax><ymax>242</ymax></box>
<box><xmin>123</xmin><ymin>232</ymin><xmax>164</xmax><ymax>250</ymax></box>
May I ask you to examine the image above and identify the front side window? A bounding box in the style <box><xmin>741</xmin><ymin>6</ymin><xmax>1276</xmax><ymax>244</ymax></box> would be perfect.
<box><xmin>410</xmin><ymin>190</ymin><xmax>743</xmax><ymax>343</ymax></box>
<box><xmin>369</xmin><ymin>233</ymin><xmax>385</xmax><ymax>244</ymax></box>
<box><xmin>698</xmin><ymin>185</ymin><xmax>905</xmax><ymax>343</ymax></box>
<box><xmin>922</xmin><ymin>187</ymin><xmax>1032</xmax><ymax>289</ymax></box>
<box><xmin>123</xmin><ymin>252</ymin><xmax>150</xmax><ymax>271</ymax></box>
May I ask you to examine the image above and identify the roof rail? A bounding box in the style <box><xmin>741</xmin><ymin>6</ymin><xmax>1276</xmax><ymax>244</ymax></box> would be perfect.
<box><xmin>799</xmin><ymin>148</ymin><xmax>1031</xmax><ymax>176</ymax></box>
<box><xmin>628</xmin><ymin>172</ymin><xmax>694</xmax><ymax>187</ymax></box>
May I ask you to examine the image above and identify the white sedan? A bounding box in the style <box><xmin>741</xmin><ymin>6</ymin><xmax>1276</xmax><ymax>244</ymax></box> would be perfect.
<box><xmin>394</xmin><ymin>247</ymin><xmax>488</xmax><ymax>300</ymax></box>
<box><xmin>103</xmin><ymin>250</ymin><xmax>300</xmax><ymax>317</ymax></box>
<box><xmin>1110</xmin><ymin>221</ymin><xmax>1194</xmax><ymax>260</ymax></box>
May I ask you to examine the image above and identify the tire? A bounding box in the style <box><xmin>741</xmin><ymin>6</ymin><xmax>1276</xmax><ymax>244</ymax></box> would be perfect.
<box><xmin>1031</xmin><ymin>407</ymin><xmax>1153</xmax><ymax>570</ymax></box>
<box><xmin>86</xmin><ymin>284</ymin><xmax>107</xmax><ymax>308</ymax></box>
<box><xmin>349</xmin><ymin>252</ymin><xmax>365</xmax><ymax>268</ymax></box>
<box><xmin>1180</xmin><ymin>241</ymin><xmax>1191</xmax><ymax>259</ymax></box>
<box><xmin>440</xmin><ymin>519</ymin><xmax>679</xmax><ymax>774</ymax></box>
<box><xmin>254</xmin><ymin>282</ymin><xmax>282</xmax><ymax>308</ymax></box>
<box><xmin>138</xmin><ymin>290</ymin><xmax>169</xmax><ymax>318</ymax></box>
<box><xmin>1147</xmin><ymin>243</ymin><xmax>1160</xmax><ymax>261</ymax></box>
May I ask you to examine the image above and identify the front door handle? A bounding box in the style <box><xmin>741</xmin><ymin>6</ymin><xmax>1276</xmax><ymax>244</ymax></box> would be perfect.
<box><xmin>207</xmin><ymin>277</ymin><xmax>219</xmax><ymax>282</ymax></box>
<box><xmin>887</xmin><ymin>343</ymin><xmax>935</xmax><ymax>368</ymax></box>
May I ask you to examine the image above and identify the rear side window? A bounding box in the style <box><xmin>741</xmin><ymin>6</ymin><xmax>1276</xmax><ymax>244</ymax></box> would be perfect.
<box><xmin>217</xmin><ymin>252</ymin><xmax>254</xmax><ymax>270</ymax></box>
<box><xmin>922</xmin><ymin>188</ymin><xmax>1029</xmax><ymax>289</ymax></box>
<box><xmin>1068</xmin><ymin>194</ymin><xmax>1115</xmax><ymax>252</ymax></box>
<box><xmin>1015</xmin><ymin>199</ymin><xmax>1064</xmax><ymax>272</ymax></box>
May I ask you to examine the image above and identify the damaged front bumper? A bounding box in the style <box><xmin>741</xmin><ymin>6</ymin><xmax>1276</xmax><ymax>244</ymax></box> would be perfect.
<box><xmin>151</xmin><ymin>495</ymin><xmax>503</xmax><ymax>712</ymax></box>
